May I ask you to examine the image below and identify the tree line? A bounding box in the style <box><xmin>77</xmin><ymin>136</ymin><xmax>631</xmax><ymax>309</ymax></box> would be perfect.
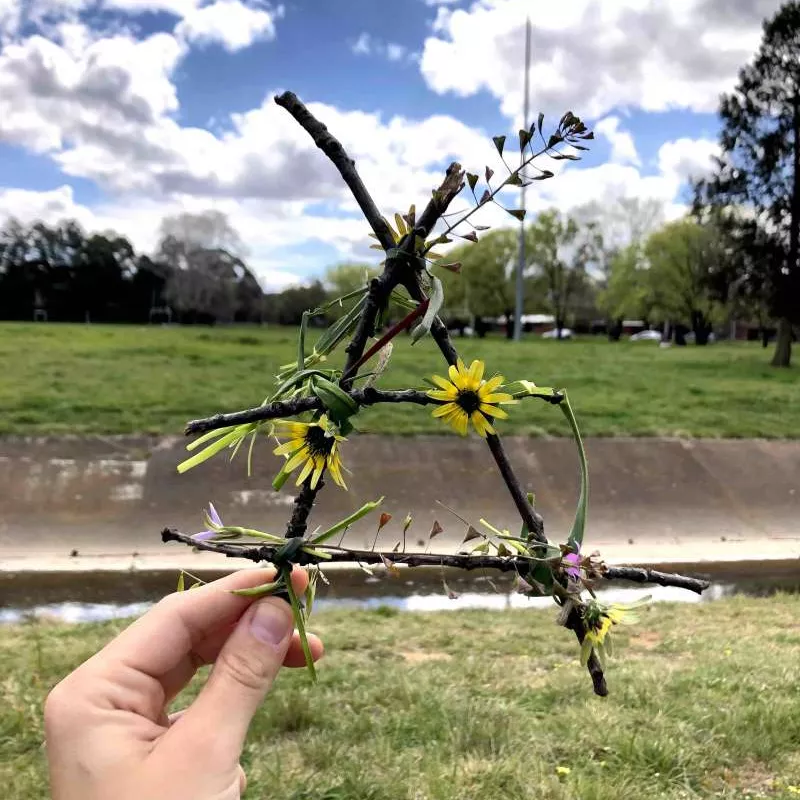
<box><xmin>0</xmin><ymin>210</ymin><xmax>330</xmax><ymax>326</ymax></box>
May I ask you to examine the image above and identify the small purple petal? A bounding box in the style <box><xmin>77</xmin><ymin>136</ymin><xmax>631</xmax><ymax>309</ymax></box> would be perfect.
<box><xmin>563</xmin><ymin>552</ymin><xmax>581</xmax><ymax>579</ymax></box>
<box><xmin>192</xmin><ymin>530</ymin><xmax>216</xmax><ymax>541</ymax></box>
<box><xmin>207</xmin><ymin>502</ymin><xmax>222</xmax><ymax>528</ymax></box>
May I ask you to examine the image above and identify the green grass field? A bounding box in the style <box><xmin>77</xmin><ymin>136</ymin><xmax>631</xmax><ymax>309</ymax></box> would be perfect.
<box><xmin>3</xmin><ymin>596</ymin><xmax>800</xmax><ymax>799</ymax></box>
<box><xmin>0</xmin><ymin>322</ymin><xmax>797</xmax><ymax>437</ymax></box>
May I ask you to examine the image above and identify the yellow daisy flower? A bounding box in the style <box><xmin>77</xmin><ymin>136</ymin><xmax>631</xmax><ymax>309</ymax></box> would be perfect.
<box><xmin>426</xmin><ymin>358</ymin><xmax>515</xmax><ymax>437</ymax></box>
<box><xmin>580</xmin><ymin>598</ymin><xmax>649</xmax><ymax>664</ymax></box>
<box><xmin>273</xmin><ymin>414</ymin><xmax>347</xmax><ymax>490</ymax></box>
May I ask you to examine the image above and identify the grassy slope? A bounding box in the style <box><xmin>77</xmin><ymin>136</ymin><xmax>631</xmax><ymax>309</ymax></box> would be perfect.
<box><xmin>2</xmin><ymin>596</ymin><xmax>800</xmax><ymax>799</ymax></box>
<box><xmin>0</xmin><ymin>321</ymin><xmax>797</xmax><ymax>437</ymax></box>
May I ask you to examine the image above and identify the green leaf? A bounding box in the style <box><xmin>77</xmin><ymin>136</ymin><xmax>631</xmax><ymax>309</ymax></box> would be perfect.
<box><xmin>230</xmin><ymin>580</ymin><xmax>283</xmax><ymax>597</ymax></box>
<box><xmin>492</xmin><ymin>135</ymin><xmax>506</xmax><ymax>156</ymax></box>
<box><xmin>505</xmin><ymin>209</ymin><xmax>526</xmax><ymax>221</ymax></box>
<box><xmin>176</xmin><ymin>571</ymin><xmax>185</xmax><ymax>592</ymax></box>
<box><xmin>272</xmin><ymin>461</ymin><xmax>292</xmax><ymax>491</ymax></box>
<box><xmin>559</xmin><ymin>390</ymin><xmax>588</xmax><ymax>550</ymax></box>
<box><xmin>411</xmin><ymin>276</ymin><xmax>444</xmax><ymax>344</ymax></box>
<box><xmin>185</xmin><ymin>425</ymin><xmax>237</xmax><ymax>452</ymax></box>
<box><xmin>284</xmin><ymin>567</ymin><xmax>316</xmax><ymax>681</ymax></box>
<box><xmin>298</xmin><ymin>310</ymin><xmax>309</xmax><ymax>372</ymax></box>
<box><xmin>580</xmin><ymin>638</ymin><xmax>593</xmax><ymax>666</ymax></box>
<box><xmin>177</xmin><ymin>428</ymin><xmax>243</xmax><ymax>474</ymax></box>
<box><xmin>311</xmin><ymin>497</ymin><xmax>385</xmax><ymax>544</ymax></box>
<box><xmin>311</xmin><ymin>376</ymin><xmax>359</xmax><ymax>425</ymax></box>
<box><xmin>466</xmin><ymin>172</ymin><xmax>479</xmax><ymax>191</ymax></box>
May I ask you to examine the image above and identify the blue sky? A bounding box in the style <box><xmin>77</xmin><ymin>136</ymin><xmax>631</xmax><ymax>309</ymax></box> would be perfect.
<box><xmin>0</xmin><ymin>0</ymin><xmax>783</xmax><ymax>288</ymax></box>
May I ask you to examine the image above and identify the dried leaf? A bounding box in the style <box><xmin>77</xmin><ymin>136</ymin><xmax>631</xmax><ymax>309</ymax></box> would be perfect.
<box><xmin>462</xmin><ymin>525</ymin><xmax>483</xmax><ymax>543</ymax></box>
<box><xmin>466</xmin><ymin>172</ymin><xmax>479</xmax><ymax>191</ymax></box>
<box><xmin>506</xmin><ymin>172</ymin><xmax>523</xmax><ymax>187</ymax></box>
<box><xmin>479</xmin><ymin>189</ymin><xmax>491</xmax><ymax>205</ymax></box>
<box><xmin>473</xmin><ymin>224</ymin><xmax>491</xmax><ymax>231</ymax></box>
<box><xmin>429</xmin><ymin>520</ymin><xmax>444</xmax><ymax>539</ymax></box>
<box><xmin>437</xmin><ymin>262</ymin><xmax>462</xmax><ymax>274</ymax></box>
<box><xmin>485</xmin><ymin>166</ymin><xmax>494</xmax><ymax>182</ymax></box>
<box><xmin>547</xmin><ymin>133</ymin><xmax>562</xmax><ymax>148</ymax></box>
<box><xmin>492</xmin><ymin>135</ymin><xmax>506</xmax><ymax>156</ymax></box>
<box><xmin>392</xmin><ymin>541</ymin><xmax>401</xmax><ymax>552</ymax></box>
<box><xmin>551</xmin><ymin>153</ymin><xmax>581</xmax><ymax>161</ymax></box>
<box><xmin>505</xmin><ymin>209</ymin><xmax>526</xmax><ymax>221</ymax></box>
<box><xmin>537</xmin><ymin>111</ymin><xmax>544</xmax><ymax>133</ymax></box>
<box><xmin>403</xmin><ymin>514</ymin><xmax>413</xmax><ymax>533</ymax></box>
<box><xmin>378</xmin><ymin>512</ymin><xmax>392</xmax><ymax>530</ymax></box>
<box><xmin>459</xmin><ymin>231</ymin><xmax>478</xmax><ymax>243</ymax></box>
<box><xmin>442</xmin><ymin>578</ymin><xmax>459</xmax><ymax>600</ymax></box>
<box><xmin>531</xmin><ymin>170</ymin><xmax>554</xmax><ymax>181</ymax></box>
<box><xmin>518</xmin><ymin>128</ymin><xmax>532</xmax><ymax>150</ymax></box>
<box><xmin>380</xmin><ymin>554</ymin><xmax>401</xmax><ymax>578</ymax></box>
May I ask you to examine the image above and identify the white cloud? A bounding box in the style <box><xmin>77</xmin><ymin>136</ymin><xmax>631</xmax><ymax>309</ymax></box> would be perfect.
<box><xmin>351</xmin><ymin>31</ymin><xmax>372</xmax><ymax>55</ymax></box>
<box><xmin>594</xmin><ymin>116</ymin><xmax>640</xmax><ymax>166</ymax></box>
<box><xmin>420</xmin><ymin>0</ymin><xmax>784</xmax><ymax>121</ymax></box>
<box><xmin>351</xmin><ymin>31</ymin><xmax>412</xmax><ymax>63</ymax></box>
<box><xmin>175</xmin><ymin>0</ymin><xmax>279</xmax><ymax>51</ymax></box>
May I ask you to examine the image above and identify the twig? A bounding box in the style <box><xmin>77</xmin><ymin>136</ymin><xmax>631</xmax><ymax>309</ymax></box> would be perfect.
<box><xmin>485</xmin><ymin>433</ymin><xmax>545</xmax><ymax>542</ymax></box>
<box><xmin>184</xmin><ymin>388</ymin><xmax>562</xmax><ymax>436</ymax></box>
<box><xmin>274</xmin><ymin>92</ymin><xmax>394</xmax><ymax>251</ymax></box>
<box><xmin>160</xmin><ymin>528</ymin><xmax>711</xmax><ymax>595</ymax></box>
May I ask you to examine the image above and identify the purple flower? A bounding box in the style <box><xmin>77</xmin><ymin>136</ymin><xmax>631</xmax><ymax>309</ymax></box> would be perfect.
<box><xmin>192</xmin><ymin>503</ymin><xmax>223</xmax><ymax>541</ymax></box>
<box><xmin>563</xmin><ymin>550</ymin><xmax>582</xmax><ymax>580</ymax></box>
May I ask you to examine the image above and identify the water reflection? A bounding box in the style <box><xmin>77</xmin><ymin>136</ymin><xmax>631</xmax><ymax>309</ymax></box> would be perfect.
<box><xmin>2</xmin><ymin>569</ymin><xmax>798</xmax><ymax>625</ymax></box>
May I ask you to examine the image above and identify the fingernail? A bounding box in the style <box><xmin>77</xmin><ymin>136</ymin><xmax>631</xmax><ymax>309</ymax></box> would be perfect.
<box><xmin>249</xmin><ymin>600</ymin><xmax>291</xmax><ymax>648</ymax></box>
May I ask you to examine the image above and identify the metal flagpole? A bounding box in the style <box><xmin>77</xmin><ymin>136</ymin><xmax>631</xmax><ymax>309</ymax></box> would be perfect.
<box><xmin>512</xmin><ymin>16</ymin><xmax>531</xmax><ymax>342</ymax></box>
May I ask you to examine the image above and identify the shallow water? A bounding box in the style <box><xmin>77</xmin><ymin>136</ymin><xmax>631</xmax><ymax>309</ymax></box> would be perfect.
<box><xmin>2</xmin><ymin>563</ymin><xmax>798</xmax><ymax>624</ymax></box>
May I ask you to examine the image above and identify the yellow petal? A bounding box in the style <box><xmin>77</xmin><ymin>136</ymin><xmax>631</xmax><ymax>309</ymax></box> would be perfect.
<box><xmin>295</xmin><ymin>456</ymin><xmax>315</xmax><ymax>486</ymax></box>
<box><xmin>447</xmin><ymin>359</ymin><xmax>465</xmax><ymax>389</ymax></box>
<box><xmin>471</xmin><ymin>411</ymin><xmax>495</xmax><ymax>437</ymax></box>
<box><xmin>432</xmin><ymin>402</ymin><xmax>459</xmax><ymax>418</ymax></box>
<box><xmin>431</xmin><ymin>374</ymin><xmax>455</xmax><ymax>391</ymax></box>
<box><xmin>285</xmin><ymin>447</ymin><xmax>311</xmax><ymax>472</ymax></box>
<box><xmin>427</xmin><ymin>389</ymin><xmax>458</xmax><ymax>402</ymax></box>
<box><xmin>480</xmin><ymin>404</ymin><xmax>508</xmax><ymax>420</ymax></box>
<box><xmin>310</xmin><ymin>458</ymin><xmax>325</xmax><ymax>489</ymax></box>
<box><xmin>273</xmin><ymin>440</ymin><xmax>303</xmax><ymax>457</ymax></box>
<box><xmin>468</xmin><ymin>360</ymin><xmax>484</xmax><ymax>387</ymax></box>
<box><xmin>480</xmin><ymin>375</ymin><xmax>505</xmax><ymax>394</ymax></box>
<box><xmin>327</xmin><ymin>454</ymin><xmax>347</xmax><ymax>489</ymax></box>
<box><xmin>480</xmin><ymin>392</ymin><xmax>515</xmax><ymax>404</ymax></box>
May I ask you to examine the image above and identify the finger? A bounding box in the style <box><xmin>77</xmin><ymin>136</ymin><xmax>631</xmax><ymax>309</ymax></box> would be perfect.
<box><xmin>73</xmin><ymin>566</ymin><xmax>310</xmax><ymax>720</ymax></box>
<box><xmin>239</xmin><ymin>765</ymin><xmax>247</xmax><ymax>795</ymax></box>
<box><xmin>283</xmin><ymin>631</ymin><xmax>325</xmax><ymax>668</ymax></box>
<box><xmin>165</xmin><ymin>597</ymin><xmax>294</xmax><ymax>761</ymax></box>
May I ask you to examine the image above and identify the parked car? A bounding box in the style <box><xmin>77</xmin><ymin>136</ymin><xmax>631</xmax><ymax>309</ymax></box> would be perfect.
<box><xmin>630</xmin><ymin>330</ymin><xmax>663</xmax><ymax>342</ymax></box>
<box><xmin>542</xmin><ymin>328</ymin><xmax>573</xmax><ymax>339</ymax></box>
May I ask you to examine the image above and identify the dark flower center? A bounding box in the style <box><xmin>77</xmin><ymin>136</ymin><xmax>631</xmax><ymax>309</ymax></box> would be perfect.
<box><xmin>305</xmin><ymin>425</ymin><xmax>333</xmax><ymax>457</ymax></box>
<box><xmin>457</xmin><ymin>390</ymin><xmax>480</xmax><ymax>414</ymax></box>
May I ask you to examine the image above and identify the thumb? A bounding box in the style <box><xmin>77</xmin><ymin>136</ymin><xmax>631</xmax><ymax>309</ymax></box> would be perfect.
<box><xmin>174</xmin><ymin>597</ymin><xmax>294</xmax><ymax>760</ymax></box>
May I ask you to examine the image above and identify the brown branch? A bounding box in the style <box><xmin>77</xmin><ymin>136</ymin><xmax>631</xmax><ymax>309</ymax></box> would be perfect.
<box><xmin>159</xmin><ymin>528</ymin><xmax>711</xmax><ymax>595</ymax></box>
<box><xmin>564</xmin><ymin>607</ymin><xmax>608</xmax><ymax>697</ymax></box>
<box><xmin>274</xmin><ymin>92</ymin><xmax>394</xmax><ymax>251</ymax></box>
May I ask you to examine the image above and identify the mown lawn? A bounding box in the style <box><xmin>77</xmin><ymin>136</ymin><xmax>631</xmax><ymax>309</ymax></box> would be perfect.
<box><xmin>0</xmin><ymin>321</ymin><xmax>797</xmax><ymax>437</ymax></box>
<box><xmin>2</xmin><ymin>596</ymin><xmax>800</xmax><ymax>799</ymax></box>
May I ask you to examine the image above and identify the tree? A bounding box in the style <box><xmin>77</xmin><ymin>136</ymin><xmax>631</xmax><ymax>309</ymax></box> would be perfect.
<box><xmin>526</xmin><ymin>209</ymin><xmax>592</xmax><ymax>339</ymax></box>
<box><xmin>694</xmin><ymin>1</ymin><xmax>800</xmax><ymax>366</ymax></box>
<box><xmin>157</xmin><ymin>211</ymin><xmax>259</xmax><ymax>323</ymax></box>
<box><xmin>598</xmin><ymin>243</ymin><xmax>657</xmax><ymax>329</ymax></box>
<box><xmin>645</xmin><ymin>218</ymin><xmax>724</xmax><ymax>345</ymax></box>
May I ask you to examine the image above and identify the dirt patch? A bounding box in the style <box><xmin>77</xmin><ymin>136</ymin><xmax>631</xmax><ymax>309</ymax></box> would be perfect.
<box><xmin>629</xmin><ymin>630</ymin><xmax>663</xmax><ymax>650</ymax></box>
<box><xmin>400</xmin><ymin>650</ymin><xmax>453</xmax><ymax>664</ymax></box>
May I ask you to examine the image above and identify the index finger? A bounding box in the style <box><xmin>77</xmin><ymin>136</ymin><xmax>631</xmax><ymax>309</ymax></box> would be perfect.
<box><xmin>87</xmin><ymin>566</ymin><xmax>309</xmax><ymax>680</ymax></box>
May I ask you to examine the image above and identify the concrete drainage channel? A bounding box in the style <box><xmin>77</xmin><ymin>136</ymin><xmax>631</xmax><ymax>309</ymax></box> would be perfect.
<box><xmin>1</xmin><ymin>560</ymin><xmax>798</xmax><ymax>625</ymax></box>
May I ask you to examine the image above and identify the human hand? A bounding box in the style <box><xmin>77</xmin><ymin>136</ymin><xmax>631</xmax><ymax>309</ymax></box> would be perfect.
<box><xmin>44</xmin><ymin>566</ymin><xmax>324</xmax><ymax>800</ymax></box>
